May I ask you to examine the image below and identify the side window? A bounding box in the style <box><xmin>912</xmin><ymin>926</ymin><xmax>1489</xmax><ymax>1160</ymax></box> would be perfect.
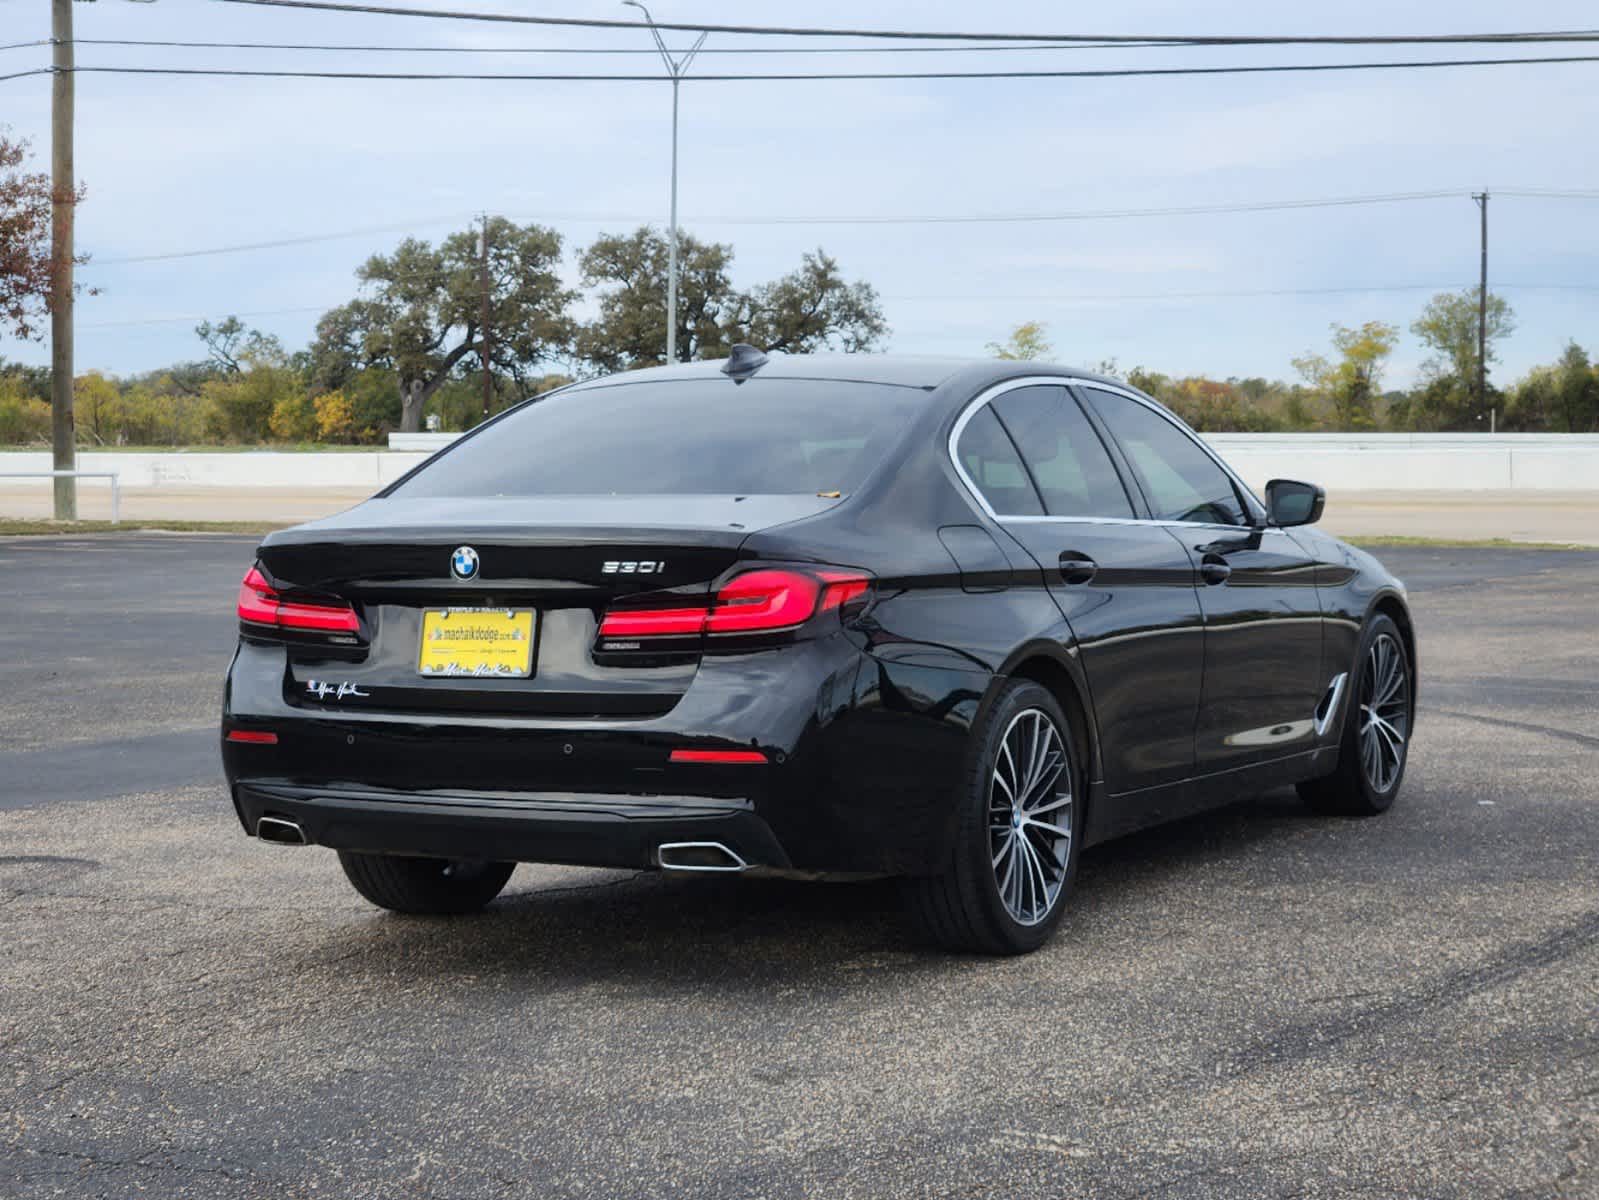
<box><xmin>1083</xmin><ymin>388</ymin><xmax>1247</xmax><ymax>526</ymax></box>
<box><xmin>989</xmin><ymin>385</ymin><xmax>1134</xmax><ymax>519</ymax></box>
<box><xmin>954</xmin><ymin>405</ymin><xmax>1044</xmax><ymax>516</ymax></box>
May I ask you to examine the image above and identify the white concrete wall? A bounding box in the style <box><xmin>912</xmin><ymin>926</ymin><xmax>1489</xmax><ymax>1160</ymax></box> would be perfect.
<box><xmin>0</xmin><ymin>450</ymin><xmax>430</xmax><ymax>489</ymax></box>
<box><xmin>4</xmin><ymin>435</ymin><xmax>1598</xmax><ymax>492</ymax></box>
<box><xmin>1203</xmin><ymin>435</ymin><xmax>1599</xmax><ymax>493</ymax></box>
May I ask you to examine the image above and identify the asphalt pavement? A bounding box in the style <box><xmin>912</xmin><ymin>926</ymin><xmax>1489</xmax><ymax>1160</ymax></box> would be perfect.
<box><xmin>2</xmin><ymin>534</ymin><xmax>1596</xmax><ymax>1199</ymax></box>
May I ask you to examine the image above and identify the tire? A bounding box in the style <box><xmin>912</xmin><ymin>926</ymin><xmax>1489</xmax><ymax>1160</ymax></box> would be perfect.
<box><xmin>337</xmin><ymin>851</ymin><xmax>515</xmax><ymax>915</ymax></box>
<box><xmin>1298</xmin><ymin>613</ymin><xmax>1414</xmax><ymax>817</ymax></box>
<box><xmin>905</xmin><ymin>679</ymin><xmax>1083</xmax><ymax>955</ymax></box>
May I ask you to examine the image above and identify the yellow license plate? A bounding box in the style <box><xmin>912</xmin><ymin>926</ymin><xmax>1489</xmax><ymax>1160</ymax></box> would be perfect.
<box><xmin>418</xmin><ymin>608</ymin><xmax>536</xmax><ymax>678</ymax></box>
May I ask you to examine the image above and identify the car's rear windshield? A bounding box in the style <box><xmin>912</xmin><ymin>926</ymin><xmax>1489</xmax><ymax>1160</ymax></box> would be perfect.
<box><xmin>388</xmin><ymin>376</ymin><xmax>928</xmax><ymax>498</ymax></box>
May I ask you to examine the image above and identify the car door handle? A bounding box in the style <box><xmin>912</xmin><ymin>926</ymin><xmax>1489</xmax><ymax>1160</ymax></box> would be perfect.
<box><xmin>1059</xmin><ymin>552</ymin><xmax>1098</xmax><ymax>586</ymax></box>
<box><xmin>1199</xmin><ymin>553</ymin><xmax>1232</xmax><ymax>586</ymax></box>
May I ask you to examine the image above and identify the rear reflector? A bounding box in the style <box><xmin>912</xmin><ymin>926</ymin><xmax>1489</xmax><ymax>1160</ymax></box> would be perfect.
<box><xmin>669</xmin><ymin>748</ymin><xmax>768</xmax><ymax>765</ymax></box>
<box><xmin>226</xmin><ymin>730</ymin><xmax>279</xmax><ymax>745</ymax></box>
<box><xmin>599</xmin><ymin>566</ymin><xmax>871</xmax><ymax>642</ymax></box>
<box><xmin>237</xmin><ymin>565</ymin><xmax>360</xmax><ymax>634</ymax></box>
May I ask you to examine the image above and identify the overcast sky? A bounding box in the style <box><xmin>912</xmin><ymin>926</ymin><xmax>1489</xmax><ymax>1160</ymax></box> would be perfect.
<box><xmin>2</xmin><ymin>0</ymin><xmax>1597</xmax><ymax>386</ymax></box>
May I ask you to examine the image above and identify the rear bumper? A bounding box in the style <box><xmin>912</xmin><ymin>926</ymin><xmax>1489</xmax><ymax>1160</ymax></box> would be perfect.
<box><xmin>223</xmin><ymin>637</ymin><xmax>989</xmax><ymax>875</ymax></box>
<box><xmin>235</xmin><ymin>781</ymin><xmax>790</xmax><ymax>870</ymax></box>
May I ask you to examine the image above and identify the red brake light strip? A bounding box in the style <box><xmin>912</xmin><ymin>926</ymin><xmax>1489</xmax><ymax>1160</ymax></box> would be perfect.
<box><xmin>669</xmin><ymin>749</ymin><xmax>768</xmax><ymax>764</ymax></box>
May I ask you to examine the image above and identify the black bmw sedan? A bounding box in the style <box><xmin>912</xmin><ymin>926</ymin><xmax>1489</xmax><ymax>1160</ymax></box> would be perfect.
<box><xmin>221</xmin><ymin>347</ymin><xmax>1415</xmax><ymax>954</ymax></box>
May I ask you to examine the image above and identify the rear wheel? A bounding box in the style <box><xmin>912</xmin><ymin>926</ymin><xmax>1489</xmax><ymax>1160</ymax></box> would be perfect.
<box><xmin>906</xmin><ymin>680</ymin><xmax>1081</xmax><ymax>955</ymax></box>
<box><xmin>1298</xmin><ymin>613</ymin><xmax>1413</xmax><ymax>817</ymax></box>
<box><xmin>338</xmin><ymin>851</ymin><xmax>514</xmax><ymax>915</ymax></box>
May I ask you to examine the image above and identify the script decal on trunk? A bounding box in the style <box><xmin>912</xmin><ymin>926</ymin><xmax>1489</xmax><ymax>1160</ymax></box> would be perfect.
<box><xmin>306</xmin><ymin>680</ymin><xmax>371</xmax><ymax>701</ymax></box>
<box><xmin>602</xmin><ymin>561</ymin><xmax>666</xmax><ymax>575</ymax></box>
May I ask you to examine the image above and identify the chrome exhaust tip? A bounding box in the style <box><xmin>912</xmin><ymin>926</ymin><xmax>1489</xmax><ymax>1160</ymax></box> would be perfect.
<box><xmin>656</xmin><ymin>841</ymin><xmax>748</xmax><ymax>873</ymax></box>
<box><xmin>256</xmin><ymin>815</ymin><xmax>309</xmax><ymax>846</ymax></box>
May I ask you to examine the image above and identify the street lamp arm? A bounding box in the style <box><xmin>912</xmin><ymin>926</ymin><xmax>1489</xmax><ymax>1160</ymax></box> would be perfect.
<box><xmin>621</xmin><ymin>0</ymin><xmax>674</xmax><ymax>73</ymax></box>
<box><xmin>678</xmin><ymin>31</ymin><xmax>709</xmax><ymax>75</ymax></box>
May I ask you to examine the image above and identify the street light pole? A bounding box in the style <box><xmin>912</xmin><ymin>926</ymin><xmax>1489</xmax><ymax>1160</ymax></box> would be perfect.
<box><xmin>623</xmin><ymin>1</ymin><xmax>706</xmax><ymax>366</ymax></box>
<box><xmin>51</xmin><ymin>0</ymin><xmax>76</xmax><ymax>520</ymax></box>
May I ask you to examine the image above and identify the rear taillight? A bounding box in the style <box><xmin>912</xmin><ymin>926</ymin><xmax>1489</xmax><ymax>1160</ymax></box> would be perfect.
<box><xmin>597</xmin><ymin>565</ymin><xmax>872</xmax><ymax>646</ymax></box>
<box><xmin>237</xmin><ymin>564</ymin><xmax>360</xmax><ymax>635</ymax></box>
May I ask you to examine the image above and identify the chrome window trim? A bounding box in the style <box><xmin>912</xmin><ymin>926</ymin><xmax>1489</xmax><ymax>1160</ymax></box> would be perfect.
<box><xmin>946</xmin><ymin>374</ymin><xmax>1267</xmax><ymax>531</ymax></box>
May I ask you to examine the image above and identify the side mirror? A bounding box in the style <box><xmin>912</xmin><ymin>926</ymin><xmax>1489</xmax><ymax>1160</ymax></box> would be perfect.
<box><xmin>1265</xmin><ymin>479</ymin><xmax>1325</xmax><ymax>527</ymax></box>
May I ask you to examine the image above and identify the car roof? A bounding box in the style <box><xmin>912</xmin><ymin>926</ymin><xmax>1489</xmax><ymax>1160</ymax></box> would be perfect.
<box><xmin>568</xmin><ymin>353</ymin><xmax>1083</xmax><ymax>392</ymax></box>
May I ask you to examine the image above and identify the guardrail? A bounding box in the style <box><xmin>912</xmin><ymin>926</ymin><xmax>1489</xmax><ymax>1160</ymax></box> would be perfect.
<box><xmin>0</xmin><ymin>470</ymin><xmax>120</xmax><ymax>522</ymax></box>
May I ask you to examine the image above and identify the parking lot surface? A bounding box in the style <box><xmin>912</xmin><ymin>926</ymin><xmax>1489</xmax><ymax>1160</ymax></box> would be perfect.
<box><xmin>2</xmin><ymin>535</ymin><xmax>1596</xmax><ymax>1199</ymax></box>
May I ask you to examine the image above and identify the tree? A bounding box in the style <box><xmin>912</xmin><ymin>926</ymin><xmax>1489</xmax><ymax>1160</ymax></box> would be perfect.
<box><xmin>576</xmin><ymin>228</ymin><xmax>738</xmax><ymax>371</ymax></box>
<box><xmin>310</xmin><ymin>218</ymin><xmax>577</xmax><ymax>432</ymax></box>
<box><xmin>737</xmin><ymin>250</ymin><xmax>887</xmax><ymax>355</ymax></box>
<box><xmin>575</xmin><ymin>228</ymin><xmax>887</xmax><ymax>373</ymax></box>
<box><xmin>0</xmin><ymin>131</ymin><xmax>90</xmax><ymax>342</ymax></box>
<box><xmin>195</xmin><ymin>316</ymin><xmax>283</xmax><ymax>375</ymax></box>
<box><xmin>1291</xmin><ymin>321</ymin><xmax>1398</xmax><ymax>430</ymax></box>
<box><xmin>0</xmin><ymin>371</ymin><xmax>50</xmax><ymax>444</ymax></box>
<box><xmin>1552</xmin><ymin>341</ymin><xmax>1599</xmax><ymax>432</ymax></box>
<box><xmin>200</xmin><ymin>339</ymin><xmax>299</xmax><ymax>443</ymax></box>
<box><xmin>1408</xmin><ymin>289</ymin><xmax>1515</xmax><ymax>428</ymax></box>
<box><xmin>74</xmin><ymin>371</ymin><xmax>123</xmax><ymax>444</ymax></box>
<box><xmin>987</xmin><ymin>321</ymin><xmax>1052</xmax><ymax>361</ymax></box>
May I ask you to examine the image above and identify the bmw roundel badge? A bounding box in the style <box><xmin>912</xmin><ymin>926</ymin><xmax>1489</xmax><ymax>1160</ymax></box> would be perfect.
<box><xmin>450</xmin><ymin>546</ymin><xmax>480</xmax><ymax>581</ymax></box>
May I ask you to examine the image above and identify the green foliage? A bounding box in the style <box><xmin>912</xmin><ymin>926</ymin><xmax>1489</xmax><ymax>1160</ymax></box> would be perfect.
<box><xmin>201</xmin><ymin>358</ymin><xmax>300</xmax><ymax>443</ymax></box>
<box><xmin>269</xmin><ymin>391</ymin><xmax>319</xmax><ymax>442</ymax></box>
<box><xmin>74</xmin><ymin>372</ymin><xmax>124</xmax><ymax>444</ymax></box>
<box><xmin>987</xmin><ymin>321</ymin><xmax>1053</xmax><ymax>361</ymax></box>
<box><xmin>313</xmin><ymin>391</ymin><xmax>358</xmax><ymax>443</ymax></box>
<box><xmin>1402</xmin><ymin>288</ymin><xmax>1517</xmax><ymax>429</ymax></box>
<box><xmin>576</xmin><ymin>228</ymin><xmax>737</xmax><ymax>370</ymax></box>
<box><xmin>195</xmin><ymin>316</ymin><xmax>285</xmax><ymax>375</ymax></box>
<box><xmin>737</xmin><ymin>249</ymin><xmax>888</xmax><ymax>356</ymax></box>
<box><xmin>13</xmin><ymin>243</ymin><xmax>1596</xmax><ymax>445</ymax></box>
<box><xmin>1131</xmin><ymin>372</ymin><xmax>1287</xmax><ymax>432</ymax></box>
<box><xmin>577</xmin><ymin>228</ymin><xmax>886</xmax><ymax>372</ymax></box>
<box><xmin>0</xmin><ymin>371</ymin><xmax>50</xmax><ymax>443</ymax></box>
<box><xmin>310</xmin><ymin>217</ymin><xmax>577</xmax><ymax>431</ymax></box>
<box><xmin>1292</xmin><ymin>321</ymin><xmax>1399</xmax><ymax>430</ymax></box>
<box><xmin>1505</xmin><ymin>341</ymin><xmax>1599</xmax><ymax>432</ymax></box>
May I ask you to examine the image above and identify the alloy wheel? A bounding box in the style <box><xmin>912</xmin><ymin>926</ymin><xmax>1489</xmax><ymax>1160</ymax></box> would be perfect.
<box><xmin>1359</xmin><ymin>633</ymin><xmax>1410</xmax><ymax>793</ymax></box>
<box><xmin>988</xmin><ymin>708</ymin><xmax>1073</xmax><ymax>926</ymax></box>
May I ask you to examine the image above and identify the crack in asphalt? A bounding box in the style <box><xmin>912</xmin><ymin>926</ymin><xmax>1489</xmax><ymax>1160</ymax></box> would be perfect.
<box><xmin>1429</xmin><ymin>708</ymin><xmax>1599</xmax><ymax>752</ymax></box>
<box><xmin>1216</xmin><ymin>909</ymin><xmax>1599</xmax><ymax>1080</ymax></box>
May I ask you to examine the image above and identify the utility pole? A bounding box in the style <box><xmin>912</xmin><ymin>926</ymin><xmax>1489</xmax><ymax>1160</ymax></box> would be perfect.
<box><xmin>478</xmin><ymin>214</ymin><xmax>492</xmax><ymax>422</ymax></box>
<box><xmin>50</xmin><ymin>0</ymin><xmax>76</xmax><ymax>519</ymax></box>
<box><xmin>1473</xmin><ymin>191</ymin><xmax>1489</xmax><ymax>429</ymax></box>
<box><xmin>623</xmin><ymin>0</ymin><xmax>706</xmax><ymax>366</ymax></box>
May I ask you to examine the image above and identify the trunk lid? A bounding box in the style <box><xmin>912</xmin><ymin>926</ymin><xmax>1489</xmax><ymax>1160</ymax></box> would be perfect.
<box><xmin>254</xmin><ymin>494</ymin><xmax>838</xmax><ymax>718</ymax></box>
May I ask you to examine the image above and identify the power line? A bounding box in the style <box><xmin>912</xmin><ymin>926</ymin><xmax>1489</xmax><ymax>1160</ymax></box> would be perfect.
<box><xmin>82</xmin><ymin>191</ymin><xmax>1475</xmax><ymax>268</ymax></box>
<box><xmin>0</xmin><ymin>68</ymin><xmax>50</xmax><ymax>82</ymax></box>
<box><xmin>55</xmin><ymin>54</ymin><xmax>1599</xmax><ymax>82</ymax></box>
<box><xmin>0</xmin><ymin>40</ymin><xmax>50</xmax><ymax>52</ymax></box>
<box><xmin>688</xmin><ymin>191</ymin><xmax>1468</xmax><ymax>225</ymax></box>
<box><xmin>76</xmin><ymin>281</ymin><xmax>1599</xmax><ymax>329</ymax></box>
<box><xmin>92</xmin><ymin>214</ymin><xmax>480</xmax><ymax>263</ymax></box>
<box><xmin>209</xmin><ymin>2</ymin><xmax>1599</xmax><ymax>48</ymax></box>
<box><xmin>1497</xmin><ymin>187</ymin><xmax>1599</xmax><ymax>199</ymax></box>
<box><xmin>64</xmin><ymin>37</ymin><xmax>1195</xmax><ymax>55</ymax></box>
